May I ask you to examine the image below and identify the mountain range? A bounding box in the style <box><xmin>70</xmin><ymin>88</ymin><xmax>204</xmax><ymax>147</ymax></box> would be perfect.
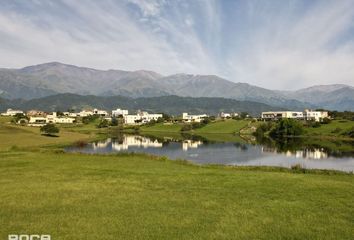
<box><xmin>0</xmin><ymin>94</ymin><xmax>281</xmax><ymax>116</ymax></box>
<box><xmin>0</xmin><ymin>62</ymin><xmax>353</xmax><ymax>111</ymax></box>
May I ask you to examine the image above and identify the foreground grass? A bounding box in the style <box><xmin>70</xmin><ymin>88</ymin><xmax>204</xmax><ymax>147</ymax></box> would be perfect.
<box><xmin>0</xmin><ymin>124</ymin><xmax>91</xmax><ymax>150</ymax></box>
<box><xmin>0</xmin><ymin>151</ymin><xmax>353</xmax><ymax>240</ymax></box>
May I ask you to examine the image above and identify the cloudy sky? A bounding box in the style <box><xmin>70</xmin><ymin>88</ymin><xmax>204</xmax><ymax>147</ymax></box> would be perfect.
<box><xmin>1</xmin><ymin>0</ymin><xmax>354</xmax><ymax>90</ymax></box>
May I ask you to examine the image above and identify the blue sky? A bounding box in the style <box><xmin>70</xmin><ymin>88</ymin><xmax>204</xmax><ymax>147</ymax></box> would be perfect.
<box><xmin>1</xmin><ymin>0</ymin><xmax>354</xmax><ymax>90</ymax></box>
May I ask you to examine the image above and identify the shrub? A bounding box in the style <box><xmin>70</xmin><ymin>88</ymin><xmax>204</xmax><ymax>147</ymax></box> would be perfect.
<box><xmin>254</xmin><ymin>122</ymin><xmax>273</xmax><ymax>138</ymax></box>
<box><xmin>342</xmin><ymin>127</ymin><xmax>354</xmax><ymax>138</ymax></box>
<box><xmin>331</xmin><ymin>127</ymin><xmax>342</xmax><ymax>134</ymax></box>
<box><xmin>97</xmin><ymin>119</ymin><xmax>109</xmax><ymax>128</ymax></box>
<box><xmin>111</xmin><ymin>117</ymin><xmax>118</xmax><ymax>126</ymax></box>
<box><xmin>82</xmin><ymin>115</ymin><xmax>99</xmax><ymax>124</ymax></box>
<box><xmin>269</xmin><ymin>119</ymin><xmax>304</xmax><ymax>138</ymax></box>
<box><xmin>312</xmin><ymin>122</ymin><xmax>321</xmax><ymax>128</ymax></box>
<box><xmin>321</xmin><ymin>117</ymin><xmax>331</xmax><ymax>124</ymax></box>
<box><xmin>181</xmin><ymin>124</ymin><xmax>192</xmax><ymax>131</ymax></box>
<box><xmin>40</xmin><ymin>124</ymin><xmax>60</xmax><ymax>136</ymax></box>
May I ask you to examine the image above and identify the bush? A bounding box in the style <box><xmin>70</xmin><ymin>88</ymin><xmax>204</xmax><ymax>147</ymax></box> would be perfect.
<box><xmin>40</xmin><ymin>124</ymin><xmax>60</xmax><ymax>136</ymax></box>
<box><xmin>312</xmin><ymin>122</ymin><xmax>321</xmax><ymax>128</ymax></box>
<box><xmin>111</xmin><ymin>117</ymin><xmax>118</xmax><ymax>126</ymax></box>
<box><xmin>270</xmin><ymin>119</ymin><xmax>304</xmax><ymax>138</ymax></box>
<box><xmin>82</xmin><ymin>115</ymin><xmax>99</xmax><ymax>124</ymax></box>
<box><xmin>12</xmin><ymin>113</ymin><xmax>28</xmax><ymax>123</ymax></box>
<box><xmin>321</xmin><ymin>117</ymin><xmax>331</xmax><ymax>124</ymax></box>
<box><xmin>254</xmin><ymin>122</ymin><xmax>273</xmax><ymax>138</ymax></box>
<box><xmin>331</xmin><ymin>127</ymin><xmax>342</xmax><ymax>134</ymax></box>
<box><xmin>342</xmin><ymin>127</ymin><xmax>354</xmax><ymax>138</ymax></box>
<box><xmin>181</xmin><ymin>124</ymin><xmax>192</xmax><ymax>131</ymax></box>
<box><xmin>97</xmin><ymin>119</ymin><xmax>109</xmax><ymax>128</ymax></box>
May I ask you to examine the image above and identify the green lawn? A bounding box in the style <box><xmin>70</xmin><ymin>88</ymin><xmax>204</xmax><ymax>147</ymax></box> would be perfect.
<box><xmin>0</xmin><ymin>123</ymin><xmax>91</xmax><ymax>150</ymax></box>
<box><xmin>194</xmin><ymin>119</ymin><xmax>250</xmax><ymax>134</ymax></box>
<box><xmin>0</xmin><ymin>117</ymin><xmax>353</xmax><ymax>239</ymax></box>
<box><xmin>140</xmin><ymin>123</ymin><xmax>183</xmax><ymax>132</ymax></box>
<box><xmin>305</xmin><ymin>120</ymin><xmax>354</xmax><ymax>138</ymax></box>
<box><xmin>0</xmin><ymin>151</ymin><xmax>353</xmax><ymax>240</ymax></box>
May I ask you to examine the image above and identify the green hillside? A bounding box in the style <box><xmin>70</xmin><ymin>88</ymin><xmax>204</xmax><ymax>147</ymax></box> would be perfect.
<box><xmin>194</xmin><ymin>119</ymin><xmax>250</xmax><ymax>134</ymax></box>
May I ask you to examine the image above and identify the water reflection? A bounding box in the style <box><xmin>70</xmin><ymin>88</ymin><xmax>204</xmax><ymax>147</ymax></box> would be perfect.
<box><xmin>66</xmin><ymin>134</ymin><xmax>354</xmax><ymax>172</ymax></box>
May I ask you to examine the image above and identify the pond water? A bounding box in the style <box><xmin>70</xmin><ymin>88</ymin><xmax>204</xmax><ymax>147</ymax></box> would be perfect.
<box><xmin>66</xmin><ymin>134</ymin><xmax>354</xmax><ymax>172</ymax></box>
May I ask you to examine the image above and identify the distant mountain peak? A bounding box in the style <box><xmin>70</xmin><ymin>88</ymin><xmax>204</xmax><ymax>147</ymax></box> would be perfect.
<box><xmin>0</xmin><ymin>62</ymin><xmax>353</xmax><ymax>111</ymax></box>
<box><xmin>295</xmin><ymin>84</ymin><xmax>353</xmax><ymax>93</ymax></box>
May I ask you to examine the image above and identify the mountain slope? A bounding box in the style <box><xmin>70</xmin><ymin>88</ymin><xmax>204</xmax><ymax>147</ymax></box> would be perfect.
<box><xmin>0</xmin><ymin>94</ymin><xmax>282</xmax><ymax>116</ymax></box>
<box><xmin>0</xmin><ymin>62</ymin><xmax>352</xmax><ymax>110</ymax></box>
<box><xmin>283</xmin><ymin>85</ymin><xmax>354</xmax><ymax>111</ymax></box>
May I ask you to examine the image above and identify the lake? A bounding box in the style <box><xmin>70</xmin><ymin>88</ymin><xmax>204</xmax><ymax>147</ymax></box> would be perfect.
<box><xmin>66</xmin><ymin>134</ymin><xmax>354</xmax><ymax>172</ymax></box>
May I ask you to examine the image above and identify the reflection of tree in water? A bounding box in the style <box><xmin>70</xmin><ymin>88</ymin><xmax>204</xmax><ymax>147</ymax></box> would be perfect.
<box><xmin>234</xmin><ymin>142</ymin><xmax>248</xmax><ymax>151</ymax></box>
<box><xmin>256</xmin><ymin>135</ymin><xmax>354</xmax><ymax>158</ymax></box>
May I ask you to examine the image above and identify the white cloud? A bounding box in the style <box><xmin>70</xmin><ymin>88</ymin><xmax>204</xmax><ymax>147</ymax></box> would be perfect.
<box><xmin>0</xmin><ymin>0</ymin><xmax>353</xmax><ymax>89</ymax></box>
<box><xmin>225</xmin><ymin>0</ymin><xmax>354</xmax><ymax>89</ymax></box>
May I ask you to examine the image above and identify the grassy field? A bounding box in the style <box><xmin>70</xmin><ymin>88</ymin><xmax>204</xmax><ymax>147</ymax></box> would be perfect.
<box><xmin>194</xmin><ymin>119</ymin><xmax>249</xmax><ymax>134</ymax></box>
<box><xmin>0</xmin><ymin>123</ymin><xmax>91</xmax><ymax>150</ymax></box>
<box><xmin>140</xmin><ymin>123</ymin><xmax>183</xmax><ymax>132</ymax></box>
<box><xmin>305</xmin><ymin>119</ymin><xmax>354</xmax><ymax>138</ymax></box>
<box><xmin>0</xmin><ymin>151</ymin><xmax>353</xmax><ymax>240</ymax></box>
<box><xmin>0</xmin><ymin>116</ymin><xmax>353</xmax><ymax>239</ymax></box>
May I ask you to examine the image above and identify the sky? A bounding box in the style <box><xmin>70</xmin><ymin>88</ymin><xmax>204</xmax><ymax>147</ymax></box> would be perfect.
<box><xmin>1</xmin><ymin>0</ymin><xmax>354</xmax><ymax>90</ymax></box>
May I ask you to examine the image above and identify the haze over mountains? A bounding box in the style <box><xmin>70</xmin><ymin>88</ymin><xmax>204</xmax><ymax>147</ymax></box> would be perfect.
<box><xmin>0</xmin><ymin>62</ymin><xmax>353</xmax><ymax>111</ymax></box>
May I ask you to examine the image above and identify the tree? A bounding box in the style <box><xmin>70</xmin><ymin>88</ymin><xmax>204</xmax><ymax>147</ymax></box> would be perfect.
<box><xmin>269</xmin><ymin>119</ymin><xmax>304</xmax><ymax>138</ymax></box>
<box><xmin>111</xmin><ymin>117</ymin><xmax>118</xmax><ymax>126</ymax></box>
<box><xmin>97</xmin><ymin>119</ymin><xmax>109</xmax><ymax>128</ymax></box>
<box><xmin>12</xmin><ymin>113</ymin><xmax>28</xmax><ymax>123</ymax></box>
<box><xmin>240</xmin><ymin>112</ymin><xmax>249</xmax><ymax>119</ymax></box>
<box><xmin>40</xmin><ymin>124</ymin><xmax>60</xmax><ymax>136</ymax></box>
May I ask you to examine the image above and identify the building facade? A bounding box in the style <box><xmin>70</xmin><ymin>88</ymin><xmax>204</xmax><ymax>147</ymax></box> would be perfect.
<box><xmin>182</xmin><ymin>113</ymin><xmax>208</xmax><ymax>123</ymax></box>
<box><xmin>1</xmin><ymin>109</ymin><xmax>24</xmax><ymax>116</ymax></box>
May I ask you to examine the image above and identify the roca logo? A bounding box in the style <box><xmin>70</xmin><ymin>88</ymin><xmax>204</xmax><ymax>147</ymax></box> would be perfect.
<box><xmin>8</xmin><ymin>235</ymin><xmax>51</xmax><ymax>240</ymax></box>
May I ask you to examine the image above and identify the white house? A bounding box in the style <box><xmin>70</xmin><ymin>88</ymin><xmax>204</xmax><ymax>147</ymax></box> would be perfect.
<box><xmin>123</xmin><ymin>111</ymin><xmax>163</xmax><ymax>125</ymax></box>
<box><xmin>77</xmin><ymin>110</ymin><xmax>93</xmax><ymax>117</ymax></box>
<box><xmin>93</xmin><ymin>109</ymin><xmax>108</xmax><ymax>116</ymax></box>
<box><xmin>29</xmin><ymin>112</ymin><xmax>75</xmax><ymax>126</ymax></box>
<box><xmin>28</xmin><ymin>117</ymin><xmax>47</xmax><ymax>126</ymax></box>
<box><xmin>1</xmin><ymin>108</ymin><xmax>24</xmax><ymax>116</ymax></box>
<box><xmin>261</xmin><ymin>111</ymin><xmax>304</xmax><ymax>120</ymax></box>
<box><xmin>219</xmin><ymin>112</ymin><xmax>231</xmax><ymax>118</ymax></box>
<box><xmin>112</xmin><ymin>108</ymin><xmax>129</xmax><ymax>117</ymax></box>
<box><xmin>304</xmin><ymin>109</ymin><xmax>329</xmax><ymax>122</ymax></box>
<box><xmin>182</xmin><ymin>113</ymin><xmax>208</xmax><ymax>123</ymax></box>
<box><xmin>261</xmin><ymin>110</ymin><xmax>328</xmax><ymax>122</ymax></box>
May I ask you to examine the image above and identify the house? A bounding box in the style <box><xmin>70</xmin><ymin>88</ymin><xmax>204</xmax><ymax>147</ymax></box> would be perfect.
<box><xmin>304</xmin><ymin>109</ymin><xmax>329</xmax><ymax>122</ymax></box>
<box><xmin>29</xmin><ymin>112</ymin><xmax>75</xmax><ymax>126</ymax></box>
<box><xmin>182</xmin><ymin>113</ymin><xmax>208</xmax><ymax>123</ymax></box>
<box><xmin>219</xmin><ymin>112</ymin><xmax>231</xmax><ymax>118</ymax></box>
<box><xmin>112</xmin><ymin>108</ymin><xmax>129</xmax><ymax>117</ymax></box>
<box><xmin>261</xmin><ymin>110</ymin><xmax>329</xmax><ymax>122</ymax></box>
<box><xmin>123</xmin><ymin>111</ymin><xmax>163</xmax><ymax>125</ymax></box>
<box><xmin>261</xmin><ymin>111</ymin><xmax>303</xmax><ymax>120</ymax></box>
<box><xmin>46</xmin><ymin>112</ymin><xmax>76</xmax><ymax>124</ymax></box>
<box><xmin>28</xmin><ymin>117</ymin><xmax>47</xmax><ymax>126</ymax></box>
<box><xmin>1</xmin><ymin>108</ymin><xmax>24</xmax><ymax>116</ymax></box>
<box><xmin>219</xmin><ymin>112</ymin><xmax>239</xmax><ymax>119</ymax></box>
<box><xmin>78</xmin><ymin>110</ymin><xmax>93</xmax><ymax>117</ymax></box>
<box><xmin>93</xmin><ymin>109</ymin><xmax>108</xmax><ymax>116</ymax></box>
<box><xmin>26</xmin><ymin>110</ymin><xmax>46</xmax><ymax>117</ymax></box>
